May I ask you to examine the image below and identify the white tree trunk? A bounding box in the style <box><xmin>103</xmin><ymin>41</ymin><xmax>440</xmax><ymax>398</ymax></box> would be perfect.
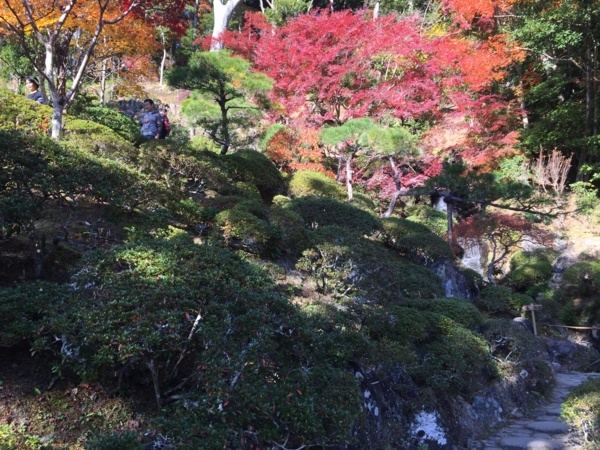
<box><xmin>160</xmin><ymin>35</ymin><xmax>167</xmax><ymax>85</ymax></box>
<box><xmin>51</xmin><ymin>97</ymin><xmax>64</xmax><ymax>139</ymax></box>
<box><xmin>211</xmin><ymin>0</ymin><xmax>243</xmax><ymax>51</ymax></box>
<box><xmin>100</xmin><ymin>58</ymin><xmax>108</xmax><ymax>106</ymax></box>
<box><xmin>345</xmin><ymin>156</ymin><xmax>353</xmax><ymax>202</ymax></box>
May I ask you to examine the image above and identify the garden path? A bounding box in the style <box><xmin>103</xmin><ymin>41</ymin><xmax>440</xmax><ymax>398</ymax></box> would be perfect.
<box><xmin>475</xmin><ymin>371</ymin><xmax>600</xmax><ymax>450</ymax></box>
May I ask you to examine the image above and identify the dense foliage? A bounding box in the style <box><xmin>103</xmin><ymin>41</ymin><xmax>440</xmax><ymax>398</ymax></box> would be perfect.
<box><xmin>1</xmin><ymin>0</ymin><xmax>600</xmax><ymax>445</ymax></box>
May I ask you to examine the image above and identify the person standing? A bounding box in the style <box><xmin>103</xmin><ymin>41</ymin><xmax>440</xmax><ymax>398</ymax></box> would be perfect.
<box><xmin>140</xmin><ymin>98</ymin><xmax>164</xmax><ymax>139</ymax></box>
<box><xmin>158</xmin><ymin>107</ymin><xmax>171</xmax><ymax>139</ymax></box>
<box><xmin>25</xmin><ymin>76</ymin><xmax>45</xmax><ymax>104</ymax></box>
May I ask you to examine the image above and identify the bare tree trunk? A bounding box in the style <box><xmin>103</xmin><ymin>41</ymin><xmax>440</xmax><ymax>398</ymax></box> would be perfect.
<box><xmin>515</xmin><ymin>63</ymin><xmax>529</xmax><ymax>128</ymax></box>
<box><xmin>345</xmin><ymin>156</ymin><xmax>353</xmax><ymax>202</ymax></box>
<box><xmin>159</xmin><ymin>31</ymin><xmax>168</xmax><ymax>86</ymax></box>
<box><xmin>211</xmin><ymin>0</ymin><xmax>243</xmax><ymax>51</ymax></box>
<box><xmin>100</xmin><ymin>58</ymin><xmax>108</xmax><ymax>106</ymax></box>
<box><xmin>446</xmin><ymin>199</ymin><xmax>453</xmax><ymax>245</ymax></box>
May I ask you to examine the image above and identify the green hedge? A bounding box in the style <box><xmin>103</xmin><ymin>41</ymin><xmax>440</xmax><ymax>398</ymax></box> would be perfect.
<box><xmin>287</xmin><ymin>196</ymin><xmax>382</xmax><ymax>236</ymax></box>
<box><xmin>287</xmin><ymin>170</ymin><xmax>345</xmax><ymax>199</ymax></box>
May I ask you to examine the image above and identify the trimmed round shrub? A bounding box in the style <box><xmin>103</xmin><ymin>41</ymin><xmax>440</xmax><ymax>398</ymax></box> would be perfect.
<box><xmin>399</xmin><ymin>298</ymin><xmax>483</xmax><ymax>328</ymax></box>
<box><xmin>75</xmin><ymin>105</ymin><xmax>140</xmax><ymax>143</ymax></box>
<box><xmin>413</xmin><ymin>316</ymin><xmax>497</xmax><ymax>395</ymax></box>
<box><xmin>297</xmin><ymin>232</ymin><xmax>443</xmax><ymax>301</ymax></box>
<box><xmin>271</xmin><ymin>194</ymin><xmax>291</xmax><ymax>207</ymax></box>
<box><xmin>287</xmin><ymin>170</ymin><xmax>345</xmax><ymax>199</ymax></box>
<box><xmin>506</xmin><ymin>250</ymin><xmax>553</xmax><ymax>292</ymax></box>
<box><xmin>214</xmin><ymin>208</ymin><xmax>280</xmax><ymax>255</ymax></box>
<box><xmin>479</xmin><ymin>285</ymin><xmax>534</xmax><ymax>315</ymax></box>
<box><xmin>381</xmin><ymin>218</ymin><xmax>453</xmax><ymax>264</ymax></box>
<box><xmin>269</xmin><ymin>206</ymin><xmax>310</xmax><ymax>256</ymax></box>
<box><xmin>61</xmin><ymin>118</ymin><xmax>138</xmax><ymax>162</ymax></box>
<box><xmin>387</xmin><ymin>232</ymin><xmax>454</xmax><ymax>264</ymax></box>
<box><xmin>223</xmin><ymin>148</ymin><xmax>284</xmax><ymax>201</ymax></box>
<box><xmin>405</xmin><ymin>204</ymin><xmax>448</xmax><ymax>237</ymax></box>
<box><xmin>0</xmin><ymin>87</ymin><xmax>52</xmax><ymax>135</ymax></box>
<box><xmin>560</xmin><ymin>261</ymin><xmax>600</xmax><ymax>298</ymax></box>
<box><xmin>287</xmin><ymin>196</ymin><xmax>382</xmax><ymax>236</ymax></box>
<box><xmin>381</xmin><ymin>217</ymin><xmax>433</xmax><ymax>237</ymax></box>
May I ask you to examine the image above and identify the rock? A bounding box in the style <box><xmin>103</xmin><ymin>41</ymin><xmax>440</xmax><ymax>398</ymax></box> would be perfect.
<box><xmin>410</xmin><ymin>410</ymin><xmax>452</xmax><ymax>450</ymax></box>
<box><xmin>544</xmin><ymin>337</ymin><xmax>599</xmax><ymax>371</ymax></box>
<box><xmin>431</xmin><ymin>260</ymin><xmax>478</xmax><ymax>300</ymax></box>
<box><xmin>513</xmin><ymin>317</ymin><xmax>534</xmax><ymax>333</ymax></box>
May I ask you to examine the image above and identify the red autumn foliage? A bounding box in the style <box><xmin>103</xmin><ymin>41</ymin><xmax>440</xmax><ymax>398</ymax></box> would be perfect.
<box><xmin>265</xmin><ymin>127</ymin><xmax>333</xmax><ymax>176</ymax></box>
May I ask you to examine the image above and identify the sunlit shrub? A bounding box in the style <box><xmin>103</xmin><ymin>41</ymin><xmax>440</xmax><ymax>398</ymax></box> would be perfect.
<box><xmin>214</xmin><ymin>208</ymin><xmax>280</xmax><ymax>255</ymax></box>
<box><xmin>399</xmin><ymin>298</ymin><xmax>483</xmax><ymax>328</ymax></box>
<box><xmin>506</xmin><ymin>250</ymin><xmax>553</xmax><ymax>293</ymax></box>
<box><xmin>0</xmin><ymin>88</ymin><xmax>51</xmax><ymax>135</ymax></box>
<box><xmin>297</xmin><ymin>230</ymin><xmax>443</xmax><ymax>301</ymax></box>
<box><xmin>405</xmin><ymin>204</ymin><xmax>448</xmax><ymax>237</ymax></box>
<box><xmin>287</xmin><ymin>170</ymin><xmax>345</xmax><ymax>199</ymax></box>
<box><xmin>74</xmin><ymin>105</ymin><xmax>140</xmax><ymax>143</ymax></box>
<box><xmin>562</xmin><ymin>377</ymin><xmax>600</xmax><ymax>448</ymax></box>
<box><xmin>62</xmin><ymin>118</ymin><xmax>138</xmax><ymax>162</ymax></box>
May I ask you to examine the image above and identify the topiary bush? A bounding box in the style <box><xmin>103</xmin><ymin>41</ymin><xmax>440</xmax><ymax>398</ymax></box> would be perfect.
<box><xmin>413</xmin><ymin>316</ymin><xmax>497</xmax><ymax>395</ymax></box>
<box><xmin>287</xmin><ymin>196</ymin><xmax>382</xmax><ymax>236</ymax></box>
<box><xmin>381</xmin><ymin>217</ymin><xmax>433</xmax><ymax>238</ymax></box>
<box><xmin>0</xmin><ymin>88</ymin><xmax>52</xmax><ymax>135</ymax></box>
<box><xmin>399</xmin><ymin>298</ymin><xmax>484</xmax><ymax>328</ymax></box>
<box><xmin>366</xmin><ymin>305</ymin><xmax>496</xmax><ymax>395</ymax></box>
<box><xmin>297</xmin><ymin>231</ymin><xmax>443</xmax><ymax>301</ymax></box>
<box><xmin>74</xmin><ymin>105</ymin><xmax>140</xmax><ymax>143</ymax></box>
<box><xmin>386</xmin><ymin>232</ymin><xmax>454</xmax><ymax>265</ymax></box>
<box><xmin>380</xmin><ymin>218</ymin><xmax>453</xmax><ymax>264</ymax></box>
<box><xmin>268</xmin><ymin>205</ymin><xmax>310</xmax><ymax>256</ymax></box>
<box><xmin>405</xmin><ymin>204</ymin><xmax>449</xmax><ymax>237</ymax></box>
<box><xmin>213</xmin><ymin>201</ymin><xmax>282</xmax><ymax>255</ymax></box>
<box><xmin>61</xmin><ymin>118</ymin><xmax>138</xmax><ymax>162</ymax></box>
<box><xmin>287</xmin><ymin>170</ymin><xmax>345</xmax><ymax>199</ymax></box>
<box><xmin>222</xmin><ymin>148</ymin><xmax>284</xmax><ymax>201</ymax></box>
<box><xmin>506</xmin><ymin>250</ymin><xmax>554</xmax><ymax>294</ymax></box>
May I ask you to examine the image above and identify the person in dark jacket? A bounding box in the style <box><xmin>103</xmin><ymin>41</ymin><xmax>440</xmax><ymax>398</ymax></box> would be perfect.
<box><xmin>25</xmin><ymin>76</ymin><xmax>45</xmax><ymax>104</ymax></box>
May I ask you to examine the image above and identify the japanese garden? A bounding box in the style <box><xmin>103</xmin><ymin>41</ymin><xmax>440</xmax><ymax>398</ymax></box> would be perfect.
<box><xmin>1</xmin><ymin>0</ymin><xmax>600</xmax><ymax>449</ymax></box>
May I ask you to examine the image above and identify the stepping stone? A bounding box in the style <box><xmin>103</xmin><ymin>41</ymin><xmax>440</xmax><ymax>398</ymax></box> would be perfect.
<box><xmin>526</xmin><ymin>421</ymin><xmax>570</xmax><ymax>434</ymax></box>
<box><xmin>499</xmin><ymin>437</ymin><xmax>562</xmax><ymax>450</ymax></box>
